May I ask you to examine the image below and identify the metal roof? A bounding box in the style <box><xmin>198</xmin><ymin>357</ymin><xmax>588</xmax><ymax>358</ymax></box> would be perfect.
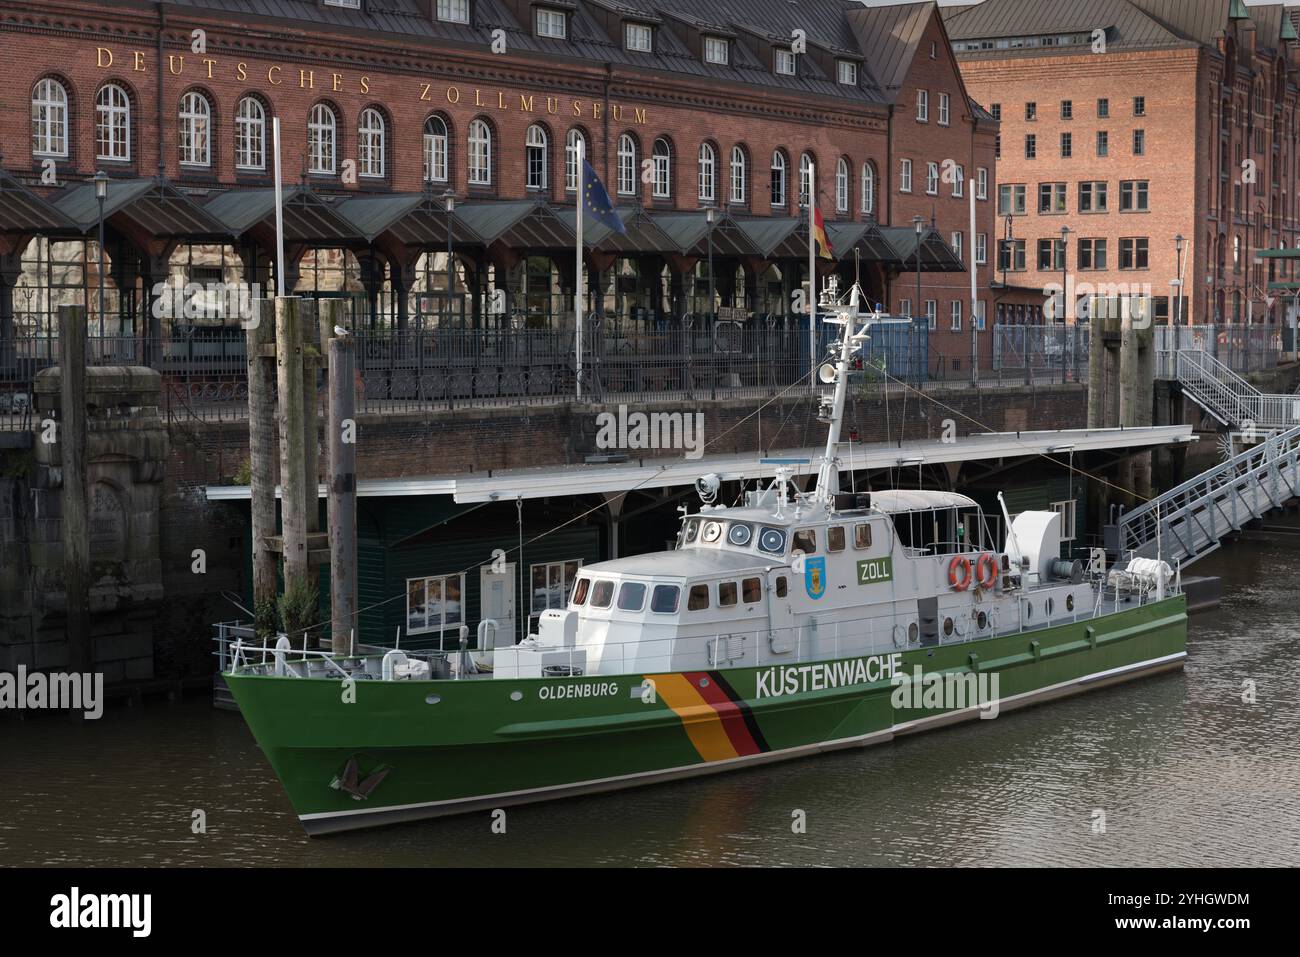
<box><xmin>879</xmin><ymin>226</ymin><xmax>967</xmax><ymax>272</ymax></box>
<box><xmin>555</xmin><ymin>205</ymin><xmax>678</xmax><ymax>253</ymax></box>
<box><xmin>649</xmin><ymin>211</ymin><xmax>758</xmax><ymax>257</ymax></box>
<box><xmin>826</xmin><ymin>221</ymin><xmax>902</xmax><ymax>265</ymax></box>
<box><xmin>204</xmin><ymin>187</ymin><xmax>363</xmax><ymax>245</ymax></box>
<box><xmin>205</xmin><ymin>425</ymin><xmax>1196</xmax><ymax>504</ymax></box>
<box><xmin>868</xmin><ymin>490</ymin><xmax>979</xmax><ymax>513</ymax></box>
<box><xmin>453</xmin><ymin>200</ymin><xmax>576</xmax><ymax>248</ymax></box>
<box><xmin>0</xmin><ymin>168</ymin><xmax>79</xmax><ymax>237</ymax></box>
<box><xmin>734</xmin><ymin>216</ymin><xmax>804</xmax><ymax>258</ymax></box>
<box><xmin>845</xmin><ymin>2</ymin><xmax>935</xmax><ymax>94</ymax></box>
<box><xmin>54</xmin><ymin>178</ymin><xmax>230</xmax><ymax>239</ymax></box>
<box><xmin>334</xmin><ymin>192</ymin><xmax>483</xmax><ymax>246</ymax></box>
<box><xmin>160</xmin><ymin>0</ymin><xmax>892</xmax><ymax>105</ymax></box>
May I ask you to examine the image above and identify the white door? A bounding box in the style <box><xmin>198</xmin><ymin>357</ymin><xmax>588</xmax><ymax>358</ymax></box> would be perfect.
<box><xmin>766</xmin><ymin>567</ymin><xmax>796</xmax><ymax>655</ymax></box>
<box><xmin>479</xmin><ymin>563</ymin><xmax>516</xmax><ymax>649</ymax></box>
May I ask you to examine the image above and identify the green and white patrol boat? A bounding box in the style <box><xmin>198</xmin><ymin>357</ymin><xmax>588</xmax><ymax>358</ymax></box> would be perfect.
<box><xmin>224</xmin><ymin>284</ymin><xmax>1188</xmax><ymax>835</ymax></box>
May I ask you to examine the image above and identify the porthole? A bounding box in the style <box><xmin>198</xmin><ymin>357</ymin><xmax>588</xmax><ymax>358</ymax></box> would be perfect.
<box><xmin>425</xmin><ymin>694</ymin><xmax>442</xmax><ymax>705</ymax></box>
<box><xmin>1045</xmin><ymin>597</ymin><xmax>1055</xmax><ymax>616</ymax></box>
<box><xmin>1066</xmin><ymin>593</ymin><xmax>1075</xmax><ymax>613</ymax></box>
<box><xmin>728</xmin><ymin>523</ymin><xmax>753</xmax><ymax>546</ymax></box>
<box><xmin>907</xmin><ymin>622</ymin><xmax>919</xmax><ymax>644</ymax></box>
<box><xmin>758</xmin><ymin>527</ymin><xmax>787</xmax><ymax>554</ymax></box>
<box><xmin>943</xmin><ymin>617</ymin><xmax>954</xmax><ymax>637</ymax></box>
<box><xmin>509</xmin><ymin>690</ymin><xmax>522</xmax><ymax>702</ymax></box>
<box><xmin>702</xmin><ymin>521</ymin><xmax>723</xmax><ymax>543</ymax></box>
<box><xmin>1026</xmin><ymin>602</ymin><xmax>1034</xmax><ymax>621</ymax></box>
<box><xmin>977</xmin><ymin>611</ymin><xmax>988</xmax><ymax>631</ymax></box>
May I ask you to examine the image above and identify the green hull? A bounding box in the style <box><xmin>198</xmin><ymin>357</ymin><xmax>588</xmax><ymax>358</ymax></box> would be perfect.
<box><xmin>226</xmin><ymin>596</ymin><xmax>1187</xmax><ymax>834</ymax></box>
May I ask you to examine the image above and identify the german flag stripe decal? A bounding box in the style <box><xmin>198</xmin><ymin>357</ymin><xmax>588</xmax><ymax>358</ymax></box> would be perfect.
<box><xmin>649</xmin><ymin>671</ymin><xmax>770</xmax><ymax>762</ymax></box>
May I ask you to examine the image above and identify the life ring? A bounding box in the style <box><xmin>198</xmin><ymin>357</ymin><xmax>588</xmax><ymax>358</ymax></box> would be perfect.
<box><xmin>948</xmin><ymin>555</ymin><xmax>973</xmax><ymax>591</ymax></box>
<box><xmin>975</xmin><ymin>552</ymin><xmax>999</xmax><ymax>590</ymax></box>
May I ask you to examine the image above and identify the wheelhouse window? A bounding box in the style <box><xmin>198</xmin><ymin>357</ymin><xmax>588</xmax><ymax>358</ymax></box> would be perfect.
<box><xmin>178</xmin><ymin>91</ymin><xmax>211</xmax><ymax>167</ymax></box>
<box><xmin>704</xmin><ymin>37</ymin><xmax>729</xmax><ymax>65</ymax></box>
<box><xmin>525</xmin><ymin>123</ymin><xmax>548</xmax><ymax>190</ymax></box>
<box><xmin>617</xmin><ymin>582</ymin><xmax>647</xmax><ymax>611</ymax></box>
<box><xmin>687</xmin><ymin>584</ymin><xmax>710</xmax><ymax>611</ymax></box>
<box><xmin>235</xmin><ymin>96</ymin><xmax>266</xmax><ymax>170</ymax></box>
<box><xmin>651</xmin><ymin>137</ymin><xmax>671</xmax><ymax>198</ymax></box>
<box><xmin>423</xmin><ymin>115</ymin><xmax>448</xmax><ymax>183</ymax></box>
<box><xmin>31</xmin><ymin>78</ymin><xmax>68</xmax><ymax>158</ymax></box>
<box><xmin>854</xmin><ymin>524</ymin><xmax>872</xmax><ymax>549</ymax></box>
<box><xmin>468</xmin><ymin>118</ymin><xmax>492</xmax><ymax>185</ymax></box>
<box><xmin>625</xmin><ymin>22</ymin><xmax>653</xmax><ymax>52</ymax></box>
<box><xmin>307</xmin><ymin>103</ymin><xmax>336</xmax><ymax>174</ymax></box>
<box><xmin>437</xmin><ymin>0</ymin><xmax>469</xmax><ymax>23</ymax></box>
<box><xmin>742</xmin><ymin>577</ymin><xmax>762</xmax><ymax>603</ymax></box>
<box><xmin>590</xmin><ymin>580</ymin><xmax>615</xmax><ymax>608</ymax></box>
<box><xmin>95</xmin><ymin>83</ymin><xmax>131</xmax><ymax>161</ymax></box>
<box><xmin>358</xmin><ymin>107</ymin><xmax>385</xmax><ymax>178</ymax></box>
<box><xmin>792</xmin><ymin>529</ymin><xmax>817</xmax><ymax>554</ymax></box>
<box><xmin>718</xmin><ymin>581</ymin><xmax>737</xmax><ymax>607</ymax></box>
<box><xmin>827</xmin><ymin>527</ymin><xmax>845</xmax><ymax>552</ymax></box>
<box><xmin>536</xmin><ymin>8</ymin><xmax>567</xmax><ymax>39</ymax></box>
<box><xmin>405</xmin><ymin>573</ymin><xmax>464</xmax><ymax>637</ymax></box>
<box><xmin>650</xmin><ymin>584</ymin><xmax>680</xmax><ymax>614</ymax></box>
<box><xmin>571</xmin><ymin>577</ymin><xmax>591</xmax><ymax>606</ymax></box>
<box><xmin>531</xmin><ymin>559</ymin><xmax>581</xmax><ymax>616</ymax></box>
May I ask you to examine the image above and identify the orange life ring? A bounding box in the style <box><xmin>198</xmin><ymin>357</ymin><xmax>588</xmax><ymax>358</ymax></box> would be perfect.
<box><xmin>948</xmin><ymin>555</ymin><xmax>973</xmax><ymax>591</ymax></box>
<box><xmin>975</xmin><ymin>552</ymin><xmax>999</xmax><ymax>590</ymax></box>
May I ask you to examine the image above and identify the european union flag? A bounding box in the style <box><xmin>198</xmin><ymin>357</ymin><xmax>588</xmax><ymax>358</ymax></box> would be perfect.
<box><xmin>582</xmin><ymin>159</ymin><xmax>627</xmax><ymax>236</ymax></box>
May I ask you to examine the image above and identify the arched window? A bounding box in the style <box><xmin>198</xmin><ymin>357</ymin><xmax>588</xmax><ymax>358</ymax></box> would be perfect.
<box><xmin>358</xmin><ymin>107</ymin><xmax>385</xmax><ymax>178</ymax></box>
<box><xmin>565</xmin><ymin>128</ymin><xmax>586</xmax><ymax>192</ymax></box>
<box><xmin>770</xmin><ymin>150</ymin><xmax>787</xmax><ymax>207</ymax></box>
<box><xmin>861</xmin><ymin>161</ymin><xmax>876</xmax><ymax>216</ymax></box>
<box><xmin>698</xmin><ymin>142</ymin><xmax>716</xmax><ymax>203</ymax></box>
<box><xmin>95</xmin><ymin>83</ymin><xmax>131</xmax><ymax>161</ymax></box>
<box><xmin>729</xmin><ymin>145</ymin><xmax>747</xmax><ymax>205</ymax></box>
<box><xmin>468</xmin><ymin>118</ymin><xmax>492</xmax><ymax>186</ymax></box>
<box><xmin>617</xmin><ymin>133</ymin><xmax>637</xmax><ymax>196</ymax></box>
<box><xmin>178</xmin><ymin>91</ymin><xmax>211</xmax><ymax>167</ymax></box>
<box><xmin>423</xmin><ymin>115</ymin><xmax>449</xmax><ymax>183</ymax></box>
<box><xmin>525</xmin><ymin>124</ymin><xmax>548</xmax><ymax>190</ymax></box>
<box><xmin>799</xmin><ymin>152</ymin><xmax>814</xmax><ymax>206</ymax></box>
<box><xmin>308</xmin><ymin>103</ymin><xmax>337</xmax><ymax>174</ymax></box>
<box><xmin>836</xmin><ymin>157</ymin><xmax>850</xmax><ymax>213</ymax></box>
<box><xmin>31</xmin><ymin>78</ymin><xmax>68</xmax><ymax>158</ymax></box>
<box><xmin>652</xmin><ymin>137</ymin><xmax>671</xmax><ymax>199</ymax></box>
<box><xmin>235</xmin><ymin>96</ymin><xmax>266</xmax><ymax>171</ymax></box>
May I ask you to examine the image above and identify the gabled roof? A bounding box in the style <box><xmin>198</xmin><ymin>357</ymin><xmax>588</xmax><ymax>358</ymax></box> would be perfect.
<box><xmin>453</xmin><ymin>200</ymin><xmax>575</xmax><ymax>248</ymax></box>
<box><xmin>879</xmin><ymin>225</ymin><xmax>966</xmax><ymax>272</ymax></box>
<box><xmin>0</xmin><ymin>168</ymin><xmax>79</xmax><ymax>238</ymax></box>
<box><xmin>204</xmin><ymin>187</ymin><xmax>361</xmax><ymax>245</ymax></box>
<box><xmin>555</xmin><ymin>205</ymin><xmax>677</xmax><ymax>253</ymax></box>
<box><xmin>845</xmin><ymin>1</ymin><xmax>935</xmax><ymax>94</ymax></box>
<box><xmin>334</xmin><ymin>192</ymin><xmax>482</xmax><ymax>246</ymax></box>
<box><xmin>648</xmin><ymin>210</ymin><xmax>757</xmax><ymax>256</ymax></box>
<box><xmin>54</xmin><ymin>178</ymin><xmax>229</xmax><ymax>239</ymax></box>
<box><xmin>945</xmin><ymin>0</ymin><xmax>1196</xmax><ymax>54</ymax></box>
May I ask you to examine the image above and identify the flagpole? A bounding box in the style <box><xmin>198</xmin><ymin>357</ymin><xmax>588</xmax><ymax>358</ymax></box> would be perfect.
<box><xmin>575</xmin><ymin>138</ymin><xmax>584</xmax><ymax>400</ymax></box>
<box><xmin>808</xmin><ymin>161</ymin><xmax>816</xmax><ymax>388</ymax></box>
<box><xmin>273</xmin><ymin>117</ymin><xmax>285</xmax><ymax>298</ymax></box>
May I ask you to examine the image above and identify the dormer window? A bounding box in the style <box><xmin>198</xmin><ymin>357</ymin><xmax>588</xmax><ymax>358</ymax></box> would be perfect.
<box><xmin>324</xmin><ymin>0</ymin><xmax>361</xmax><ymax>7</ymax></box>
<box><xmin>536</xmin><ymin>7</ymin><xmax>566</xmax><ymax>39</ymax></box>
<box><xmin>837</xmin><ymin>60</ymin><xmax>857</xmax><ymax>85</ymax></box>
<box><xmin>436</xmin><ymin>0</ymin><xmax>468</xmax><ymax>24</ymax></box>
<box><xmin>704</xmin><ymin>36</ymin><xmax>729</xmax><ymax>65</ymax></box>
<box><xmin>625</xmin><ymin>22</ymin><xmax>652</xmax><ymax>52</ymax></box>
<box><xmin>775</xmin><ymin>48</ymin><xmax>796</xmax><ymax>76</ymax></box>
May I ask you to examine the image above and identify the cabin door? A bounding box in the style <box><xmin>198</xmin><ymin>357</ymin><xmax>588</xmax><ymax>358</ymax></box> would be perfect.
<box><xmin>766</xmin><ymin>568</ymin><xmax>796</xmax><ymax>655</ymax></box>
<box><xmin>478</xmin><ymin>563</ymin><xmax>517</xmax><ymax>649</ymax></box>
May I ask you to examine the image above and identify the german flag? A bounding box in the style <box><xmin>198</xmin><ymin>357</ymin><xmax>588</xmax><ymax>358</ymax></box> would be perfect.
<box><xmin>650</xmin><ymin>671</ymin><xmax>770</xmax><ymax>761</ymax></box>
<box><xmin>812</xmin><ymin>205</ymin><xmax>835</xmax><ymax>260</ymax></box>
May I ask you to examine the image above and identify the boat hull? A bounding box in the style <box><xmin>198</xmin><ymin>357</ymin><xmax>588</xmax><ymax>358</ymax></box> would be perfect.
<box><xmin>225</xmin><ymin>596</ymin><xmax>1187</xmax><ymax>835</ymax></box>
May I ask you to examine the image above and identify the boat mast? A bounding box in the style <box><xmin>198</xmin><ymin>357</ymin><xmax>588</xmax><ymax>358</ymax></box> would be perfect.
<box><xmin>811</xmin><ymin>284</ymin><xmax>862</xmax><ymax>503</ymax></box>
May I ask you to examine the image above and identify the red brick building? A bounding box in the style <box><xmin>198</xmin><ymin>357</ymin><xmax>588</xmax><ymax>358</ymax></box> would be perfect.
<box><xmin>1</xmin><ymin>0</ymin><xmax>1003</xmax><ymax>380</ymax></box>
<box><xmin>947</xmin><ymin>0</ymin><xmax>1300</xmax><ymax>327</ymax></box>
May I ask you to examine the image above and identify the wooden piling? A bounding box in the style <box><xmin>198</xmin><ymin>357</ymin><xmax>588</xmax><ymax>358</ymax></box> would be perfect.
<box><xmin>58</xmin><ymin>304</ymin><xmax>90</xmax><ymax>674</ymax></box>
<box><xmin>276</xmin><ymin>296</ymin><xmax>308</xmax><ymax>591</ymax></box>
<box><xmin>1119</xmin><ymin>310</ymin><xmax>1138</xmax><ymax>502</ymax></box>
<box><xmin>1087</xmin><ymin>309</ymin><xmax>1105</xmax><ymax>429</ymax></box>
<box><xmin>246</xmin><ymin>298</ymin><xmax>278</xmax><ymax>616</ymax></box>
<box><xmin>301</xmin><ymin>299</ymin><xmax>320</xmax><ymax>535</ymax></box>
<box><xmin>327</xmin><ymin>320</ymin><xmax>358</xmax><ymax>655</ymax></box>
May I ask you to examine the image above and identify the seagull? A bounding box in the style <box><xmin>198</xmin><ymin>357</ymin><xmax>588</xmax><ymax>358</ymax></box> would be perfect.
<box><xmin>333</xmin><ymin>325</ymin><xmax>350</xmax><ymax>338</ymax></box>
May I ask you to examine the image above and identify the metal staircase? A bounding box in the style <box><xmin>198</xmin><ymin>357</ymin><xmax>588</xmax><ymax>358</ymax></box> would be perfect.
<box><xmin>1114</xmin><ymin>424</ymin><xmax>1300</xmax><ymax>568</ymax></box>
<box><xmin>1175</xmin><ymin>349</ymin><xmax>1300</xmax><ymax>429</ymax></box>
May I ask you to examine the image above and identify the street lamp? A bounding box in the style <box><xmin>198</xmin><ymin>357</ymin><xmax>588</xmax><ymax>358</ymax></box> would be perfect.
<box><xmin>93</xmin><ymin>170</ymin><xmax>109</xmax><ymax>338</ymax></box>
<box><xmin>1173</xmin><ymin>234</ymin><xmax>1186</xmax><ymax>326</ymax></box>
<box><xmin>705</xmin><ymin>205</ymin><xmax>715</xmax><ymax>322</ymax></box>
<box><xmin>442</xmin><ymin>190</ymin><xmax>455</xmax><ymax>327</ymax></box>
<box><xmin>913</xmin><ymin>215</ymin><xmax>924</xmax><ymax>385</ymax></box>
<box><xmin>1058</xmin><ymin>225</ymin><xmax>1071</xmax><ymax>323</ymax></box>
